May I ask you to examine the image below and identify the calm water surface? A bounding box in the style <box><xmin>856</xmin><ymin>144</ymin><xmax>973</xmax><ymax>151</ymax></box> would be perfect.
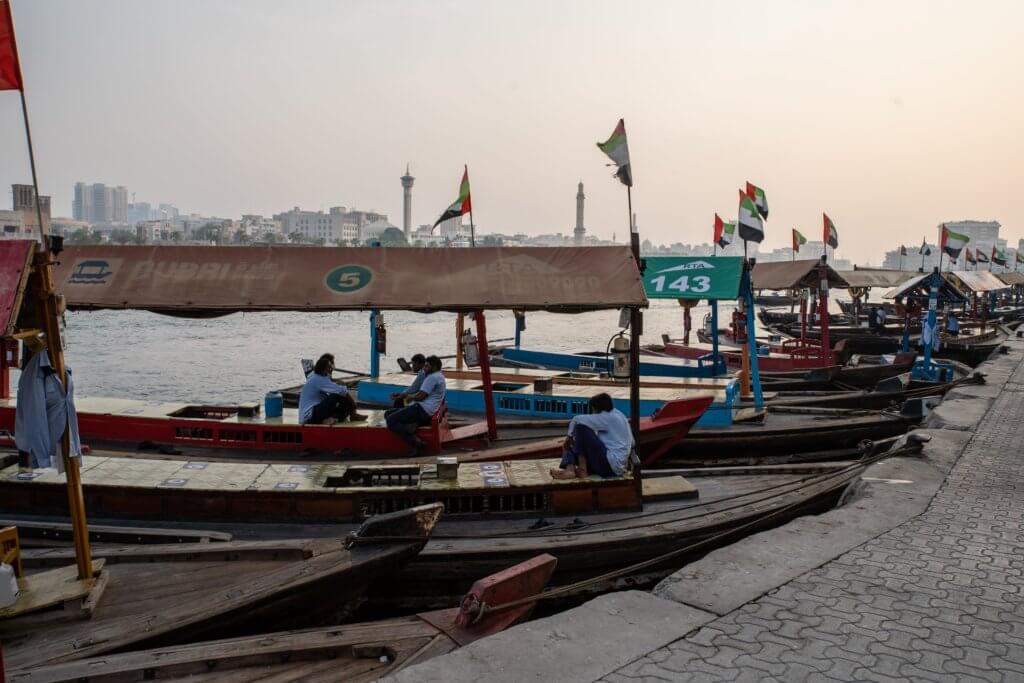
<box><xmin>30</xmin><ymin>295</ymin><xmax>848</xmax><ymax>405</ymax></box>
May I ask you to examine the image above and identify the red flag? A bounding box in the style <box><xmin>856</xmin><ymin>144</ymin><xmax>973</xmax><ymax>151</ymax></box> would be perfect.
<box><xmin>0</xmin><ymin>1</ymin><xmax>24</xmax><ymax>91</ymax></box>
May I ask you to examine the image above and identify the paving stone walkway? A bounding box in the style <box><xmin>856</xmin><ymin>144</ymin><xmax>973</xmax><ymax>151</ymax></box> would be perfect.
<box><xmin>602</xmin><ymin>361</ymin><xmax>1024</xmax><ymax>682</ymax></box>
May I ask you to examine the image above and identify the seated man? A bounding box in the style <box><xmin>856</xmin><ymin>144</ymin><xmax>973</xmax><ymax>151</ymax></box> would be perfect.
<box><xmin>551</xmin><ymin>392</ymin><xmax>633</xmax><ymax>480</ymax></box>
<box><xmin>390</xmin><ymin>353</ymin><xmax>426</xmax><ymax>409</ymax></box>
<box><xmin>385</xmin><ymin>355</ymin><xmax>445</xmax><ymax>453</ymax></box>
<box><xmin>298</xmin><ymin>354</ymin><xmax>367</xmax><ymax>425</ymax></box>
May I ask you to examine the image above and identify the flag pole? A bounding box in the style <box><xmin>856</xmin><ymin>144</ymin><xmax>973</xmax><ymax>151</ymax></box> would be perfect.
<box><xmin>10</xmin><ymin>14</ymin><xmax>93</xmax><ymax>580</ymax></box>
<box><xmin>466</xmin><ymin>165</ymin><xmax>475</xmax><ymax>247</ymax></box>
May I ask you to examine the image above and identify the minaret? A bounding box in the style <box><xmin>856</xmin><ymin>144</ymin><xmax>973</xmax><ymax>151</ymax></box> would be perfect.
<box><xmin>573</xmin><ymin>181</ymin><xmax>586</xmax><ymax>245</ymax></box>
<box><xmin>400</xmin><ymin>164</ymin><xmax>415</xmax><ymax>239</ymax></box>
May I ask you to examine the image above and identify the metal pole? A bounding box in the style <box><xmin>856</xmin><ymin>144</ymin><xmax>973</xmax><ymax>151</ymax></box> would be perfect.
<box><xmin>742</xmin><ymin>264</ymin><xmax>763</xmax><ymax>409</ymax></box>
<box><xmin>369</xmin><ymin>309</ymin><xmax>380</xmax><ymax>378</ymax></box>
<box><xmin>455</xmin><ymin>313</ymin><xmax>465</xmax><ymax>370</ymax></box>
<box><xmin>467</xmin><ymin>165</ymin><xmax>475</xmax><ymax>248</ymax></box>
<box><xmin>627</xmin><ymin>187</ymin><xmax>641</xmax><ymax>445</ymax></box>
<box><xmin>710</xmin><ymin>299</ymin><xmax>720</xmax><ymax>372</ymax></box>
<box><xmin>818</xmin><ymin>257</ymin><xmax>832</xmax><ymax>364</ymax></box>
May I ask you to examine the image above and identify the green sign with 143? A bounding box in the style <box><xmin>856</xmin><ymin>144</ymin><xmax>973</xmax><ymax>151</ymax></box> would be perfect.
<box><xmin>642</xmin><ymin>256</ymin><xmax>743</xmax><ymax>301</ymax></box>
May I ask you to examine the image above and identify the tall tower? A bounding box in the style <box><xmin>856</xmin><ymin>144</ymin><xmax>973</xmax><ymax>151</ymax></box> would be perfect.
<box><xmin>400</xmin><ymin>164</ymin><xmax>415</xmax><ymax>239</ymax></box>
<box><xmin>574</xmin><ymin>181</ymin><xmax>586</xmax><ymax>245</ymax></box>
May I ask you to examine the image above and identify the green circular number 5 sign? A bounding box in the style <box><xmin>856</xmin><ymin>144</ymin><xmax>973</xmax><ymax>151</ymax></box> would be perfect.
<box><xmin>325</xmin><ymin>265</ymin><xmax>373</xmax><ymax>293</ymax></box>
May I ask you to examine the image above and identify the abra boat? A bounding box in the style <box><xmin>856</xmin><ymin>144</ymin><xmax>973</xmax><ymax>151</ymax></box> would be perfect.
<box><xmin>0</xmin><ymin>504</ymin><xmax>443</xmax><ymax>672</ymax></box>
<box><xmin>5</xmin><ymin>553</ymin><xmax>557</xmax><ymax>683</ymax></box>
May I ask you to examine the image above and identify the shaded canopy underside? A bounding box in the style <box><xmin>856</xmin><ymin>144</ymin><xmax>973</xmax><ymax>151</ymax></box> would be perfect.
<box><xmin>53</xmin><ymin>245</ymin><xmax>649</xmax><ymax>315</ymax></box>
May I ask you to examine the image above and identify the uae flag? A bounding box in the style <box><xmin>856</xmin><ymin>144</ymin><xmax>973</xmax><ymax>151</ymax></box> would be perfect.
<box><xmin>965</xmin><ymin>249</ymin><xmax>976</xmax><ymax>265</ymax></box>
<box><xmin>0</xmin><ymin>1</ymin><xmax>23</xmax><ymax>91</ymax></box>
<box><xmin>745</xmin><ymin>182</ymin><xmax>768</xmax><ymax>219</ymax></box>
<box><xmin>432</xmin><ymin>166</ymin><xmax>472</xmax><ymax>229</ymax></box>
<box><xmin>940</xmin><ymin>224</ymin><xmax>969</xmax><ymax>259</ymax></box>
<box><xmin>992</xmin><ymin>246</ymin><xmax>1007</xmax><ymax>266</ymax></box>
<box><xmin>918</xmin><ymin>238</ymin><xmax>932</xmax><ymax>256</ymax></box>
<box><xmin>975</xmin><ymin>247</ymin><xmax>989</xmax><ymax>264</ymax></box>
<box><xmin>823</xmin><ymin>213</ymin><xmax>838</xmax><ymax>248</ymax></box>
<box><xmin>737</xmin><ymin>190</ymin><xmax>764</xmax><ymax>243</ymax></box>
<box><xmin>714</xmin><ymin>213</ymin><xmax>735</xmax><ymax>249</ymax></box>
<box><xmin>597</xmin><ymin>119</ymin><xmax>632</xmax><ymax>187</ymax></box>
<box><xmin>899</xmin><ymin>245</ymin><xmax>908</xmax><ymax>256</ymax></box>
<box><xmin>792</xmin><ymin>228</ymin><xmax>807</xmax><ymax>253</ymax></box>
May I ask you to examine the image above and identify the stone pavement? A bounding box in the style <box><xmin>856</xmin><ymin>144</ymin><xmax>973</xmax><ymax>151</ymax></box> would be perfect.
<box><xmin>600</xmin><ymin>348</ymin><xmax>1024</xmax><ymax>682</ymax></box>
<box><xmin>389</xmin><ymin>335</ymin><xmax>1024</xmax><ymax>683</ymax></box>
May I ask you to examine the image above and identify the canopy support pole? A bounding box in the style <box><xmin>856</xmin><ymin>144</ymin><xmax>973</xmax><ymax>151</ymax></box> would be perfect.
<box><xmin>901</xmin><ymin>306</ymin><xmax>911</xmax><ymax>353</ymax></box>
<box><xmin>1</xmin><ymin>340</ymin><xmax>9</xmax><ymax>400</ymax></box>
<box><xmin>514</xmin><ymin>312</ymin><xmax>523</xmax><ymax>349</ymax></box>
<box><xmin>33</xmin><ymin>251</ymin><xmax>93</xmax><ymax>581</ymax></box>
<box><xmin>817</xmin><ymin>257</ymin><xmax>832</xmax><ymax>364</ymax></box>
<box><xmin>369</xmin><ymin>309</ymin><xmax>380</xmax><ymax>379</ymax></box>
<box><xmin>474</xmin><ymin>311</ymin><xmax>498</xmax><ymax>441</ymax></box>
<box><xmin>742</xmin><ymin>262</ymin><xmax>764</xmax><ymax>410</ymax></box>
<box><xmin>455</xmin><ymin>313</ymin><xmax>465</xmax><ymax>370</ymax></box>
<box><xmin>710</xmin><ymin>300</ymin><xmax>721</xmax><ymax>370</ymax></box>
<box><xmin>799</xmin><ymin>289</ymin><xmax>808</xmax><ymax>341</ymax></box>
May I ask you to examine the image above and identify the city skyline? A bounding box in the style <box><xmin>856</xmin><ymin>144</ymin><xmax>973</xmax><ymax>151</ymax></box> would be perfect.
<box><xmin>0</xmin><ymin>1</ymin><xmax>1021</xmax><ymax>262</ymax></box>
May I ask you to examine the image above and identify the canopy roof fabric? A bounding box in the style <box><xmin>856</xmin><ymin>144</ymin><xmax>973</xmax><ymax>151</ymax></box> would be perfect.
<box><xmin>882</xmin><ymin>271</ymin><xmax>968</xmax><ymax>303</ymax></box>
<box><xmin>0</xmin><ymin>240</ymin><xmax>34</xmax><ymax>337</ymax></box>
<box><xmin>837</xmin><ymin>269</ymin><xmax>915</xmax><ymax>289</ymax></box>
<box><xmin>946</xmin><ymin>270</ymin><xmax>1008</xmax><ymax>294</ymax></box>
<box><xmin>751</xmin><ymin>259</ymin><xmax>849</xmax><ymax>291</ymax></box>
<box><xmin>54</xmin><ymin>245</ymin><xmax>648</xmax><ymax>315</ymax></box>
<box><xmin>997</xmin><ymin>272</ymin><xmax>1024</xmax><ymax>286</ymax></box>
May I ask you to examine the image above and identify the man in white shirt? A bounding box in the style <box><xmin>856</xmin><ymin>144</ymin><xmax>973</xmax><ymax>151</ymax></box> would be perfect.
<box><xmin>385</xmin><ymin>355</ymin><xmax>446</xmax><ymax>454</ymax></box>
<box><xmin>298</xmin><ymin>354</ymin><xmax>367</xmax><ymax>425</ymax></box>
<box><xmin>390</xmin><ymin>353</ymin><xmax>426</xmax><ymax>408</ymax></box>
<box><xmin>550</xmin><ymin>393</ymin><xmax>634</xmax><ymax>479</ymax></box>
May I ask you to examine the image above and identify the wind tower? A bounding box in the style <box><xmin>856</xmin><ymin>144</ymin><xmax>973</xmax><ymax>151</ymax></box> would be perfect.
<box><xmin>400</xmin><ymin>164</ymin><xmax>415</xmax><ymax>239</ymax></box>
<box><xmin>574</xmin><ymin>181</ymin><xmax>586</xmax><ymax>245</ymax></box>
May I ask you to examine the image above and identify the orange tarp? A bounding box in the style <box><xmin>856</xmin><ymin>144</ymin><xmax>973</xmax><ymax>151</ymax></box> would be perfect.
<box><xmin>55</xmin><ymin>245</ymin><xmax>648</xmax><ymax>315</ymax></box>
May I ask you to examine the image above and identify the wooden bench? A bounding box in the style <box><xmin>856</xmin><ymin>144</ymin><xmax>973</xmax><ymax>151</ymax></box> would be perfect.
<box><xmin>1</xmin><ymin>526</ymin><xmax>21</xmax><ymax>577</ymax></box>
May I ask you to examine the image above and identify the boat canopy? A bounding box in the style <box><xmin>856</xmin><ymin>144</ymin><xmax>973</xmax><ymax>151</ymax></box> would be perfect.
<box><xmin>751</xmin><ymin>259</ymin><xmax>849</xmax><ymax>291</ymax></box>
<box><xmin>996</xmin><ymin>272</ymin><xmax>1024</xmax><ymax>287</ymax></box>
<box><xmin>0</xmin><ymin>240</ymin><xmax>34</xmax><ymax>337</ymax></box>
<box><xmin>882</xmin><ymin>271</ymin><xmax>968</xmax><ymax>303</ymax></box>
<box><xmin>641</xmin><ymin>256</ymin><xmax>743</xmax><ymax>300</ymax></box>
<box><xmin>837</xmin><ymin>269</ymin><xmax>914</xmax><ymax>290</ymax></box>
<box><xmin>53</xmin><ymin>245</ymin><xmax>648</xmax><ymax>315</ymax></box>
<box><xmin>946</xmin><ymin>270</ymin><xmax>1008</xmax><ymax>295</ymax></box>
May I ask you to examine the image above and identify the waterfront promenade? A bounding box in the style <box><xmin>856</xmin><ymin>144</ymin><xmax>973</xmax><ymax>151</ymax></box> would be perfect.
<box><xmin>390</xmin><ymin>334</ymin><xmax>1024</xmax><ymax>682</ymax></box>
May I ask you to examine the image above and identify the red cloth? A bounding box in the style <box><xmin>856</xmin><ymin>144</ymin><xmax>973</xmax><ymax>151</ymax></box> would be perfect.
<box><xmin>0</xmin><ymin>0</ymin><xmax>23</xmax><ymax>91</ymax></box>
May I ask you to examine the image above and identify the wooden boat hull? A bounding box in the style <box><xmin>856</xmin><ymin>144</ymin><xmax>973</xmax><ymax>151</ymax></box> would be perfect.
<box><xmin>0</xmin><ymin>505</ymin><xmax>443</xmax><ymax>672</ymax></box>
<box><xmin>662</xmin><ymin>340</ymin><xmax>832</xmax><ymax>371</ymax></box>
<box><xmin>7</xmin><ymin>553</ymin><xmax>558</xmax><ymax>683</ymax></box>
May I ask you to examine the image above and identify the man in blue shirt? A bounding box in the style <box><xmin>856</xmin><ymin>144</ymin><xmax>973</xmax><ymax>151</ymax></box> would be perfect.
<box><xmin>390</xmin><ymin>353</ymin><xmax>426</xmax><ymax>408</ymax></box>
<box><xmin>551</xmin><ymin>392</ymin><xmax>633</xmax><ymax>479</ymax></box>
<box><xmin>385</xmin><ymin>355</ymin><xmax>445</xmax><ymax>454</ymax></box>
<box><xmin>299</xmin><ymin>354</ymin><xmax>367</xmax><ymax>425</ymax></box>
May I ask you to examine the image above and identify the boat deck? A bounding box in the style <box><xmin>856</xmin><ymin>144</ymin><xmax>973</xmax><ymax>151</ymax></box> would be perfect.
<box><xmin>441</xmin><ymin>366</ymin><xmax>738</xmax><ymax>393</ymax></box>
<box><xmin>0</xmin><ymin>454</ymin><xmax>650</xmax><ymax>493</ymax></box>
<box><xmin>0</xmin><ymin>396</ymin><xmax>392</xmax><ymax>429</ymax></box>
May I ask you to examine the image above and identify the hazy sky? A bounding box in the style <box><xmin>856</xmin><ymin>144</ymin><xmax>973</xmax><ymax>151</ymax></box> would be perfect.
<box><xmin>1</xmin><ymin>0</ymin><xmax>1021</xmax><ymax>262</ymax></box>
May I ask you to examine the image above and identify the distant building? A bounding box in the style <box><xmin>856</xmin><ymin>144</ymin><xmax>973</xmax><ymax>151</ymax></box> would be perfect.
<box><xmin>275</xmin><ymin>206</ymin><xmax>388</xmax><ymax>244</ymax></box>
<box><xmin>73</xmin><ymin>182</ymin><xmax>128</xmax><ymax>224</ymax></box>
<box><xmin>10</xmin><ymin>183</ymin><xmax>50</xmax><ymax>238</ymax></box>
<box><xmin>51</xmin><ymin>217</ymin><xmax>90</xmax><ymax>238</ymax></box>
<box><xmin>239</xmin><ymin>214</ymin><xmax>283</xmax><ymax>239</ymax></box>
<box><xmin>0</xmin><ymin>210</ymin><xmax>23</xmax><ymax>240</ymax></box>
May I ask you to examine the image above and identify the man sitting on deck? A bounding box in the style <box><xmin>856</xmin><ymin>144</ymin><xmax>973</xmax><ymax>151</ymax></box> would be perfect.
<box><xmin>550</xmin><ymin>392</ymin><xmax>634</xmax><ymax>480</ymax></box>
<box><xmin>389</xmin><ymin>353</ymin><xmax>426</xmax><ymax>408</ymax></box>
<box><xmin>299</xmin><ymin>355</ymin><xmax>367</xmax><ymax>425</ymax></box>
<box><xmin>385</xmin><ymin>355</ymin><xmax>446</xmax><ymax>454</ymax></box>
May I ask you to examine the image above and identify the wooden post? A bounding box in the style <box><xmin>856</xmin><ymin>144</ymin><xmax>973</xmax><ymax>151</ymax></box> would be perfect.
<box><xmin>474</xmin><ymin>311</ymin><xmax>498</xmax><ymax>441</ymax></box>
<box><xmin>0</xmin><ymin>338</ymin><xmax>9</xmax><ymax>400</ymax></box>
<box><xmin>33</xmin><ymin>251</ymin><xmax>92</xmax><ymax>580</ymax></box>
<box><xmin>455</xmin><ymin>313</ymin><xmax>465</xmax><ymax>370</ymax></box>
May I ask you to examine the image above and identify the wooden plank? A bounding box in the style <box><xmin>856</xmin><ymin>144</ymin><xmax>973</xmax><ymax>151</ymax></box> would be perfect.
<box><xmin>0</xmin><ymin>559</ymin><xmax>105</xmax><ymax>619</ymax></box>
<box><xmin>641</xmin><ymin>475</ymin><xmax>698</xmax><ymax>500</ymax></box>
<box><xmin>0</xmin><ymin>518</ymin><xmax>233</xmax><ymax>544</ymax></box>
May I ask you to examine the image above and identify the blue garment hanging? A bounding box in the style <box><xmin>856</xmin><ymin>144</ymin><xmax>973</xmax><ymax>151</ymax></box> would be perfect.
<box><xmin>15</xmin><ymin>350</ymin><xmax>82</xmax><ymax>470</ymax></box>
